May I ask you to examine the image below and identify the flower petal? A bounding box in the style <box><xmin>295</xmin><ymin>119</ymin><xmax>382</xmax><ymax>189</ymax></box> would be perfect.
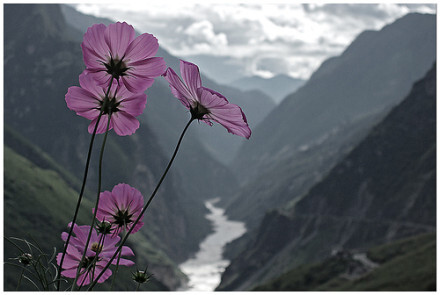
<box><xmin>96</xmin><ymin>268</ymin><xmax>113</xmax><ymax>284</ymax></box>
<box><xmin>197</xmin><ymin>87</ymin><xmax>228</xmax><ymax>109</ymax></box>
<box><xmin>180</xmin><ymin>60</ymin><xmax>202</xmax><ymax>98</ymax></box>
<box><xmin>79</xmin><ymin>72</ymin><xmax>106</xmax><ymax>98</ymax></box>
<box><xmin>118</xmin><ymin>92</ymin><xmax>147</xmax><ymax>117</ymax></box>
<box><xmin>61</xmin><ymin>268</ymin><xmax>78</xmax><ymax>279</ymax></box>
<box><xmin>197</xmin><ymin>87</ymin><xmax>251</xmax><ymax>139</ymax></box>
<box><xmin>125</xmin><ymin>33</ymin><xmax>159</xmax><ymax>61</ymax></box>
<box><xmin>115</xmin><ymin>258</ymin><xmax>135</xmax><ymax>266</ymax></box>
<box><xmin>128</xmin><ymin>220</ymin><xmax>144</xmax><ymax>234</ymax></box>
<box><xmin>111</xmin><ymin>111</ymin><xmax>140</xmax><ymax>136</ymax></box>
<box><xmin>163</xmin><ymin>67</ymin><xmax>193</xmax><ymax>108</ymax></box>
<box><xmin>127</xmin><ymin>57</ymin><xmax>166</xmax><ymax>78</ymax></box>
<box><xmin>121</xmin><ymin>75</ymin><xmax>154</xmax><ymax>94</ymax></box>
<box><xmin>88</xmin><ymin>114</ymin><xmax>113</xmax><ymax>134</ymax></box>
<box><xmin>65</xmin><ymin>86</ymin><xmax>100</xmax><ymax>120</ymax></box>
<box><xmin>120</xmin><ymin>245</ymin><xmax>135</xmax><ymax>256</ymax></box>
<box><xmin>111</xmin><ymin>183</ymin><xmax>130</xmax><ymax>210</ymax></box>
<box><xmin>81</xmin><ymin>23</ymin><xmax>109</xmax><ymax>68</ymax></box>
<box><xmin>104</xmin><ymin>22</ymin><xmax>135</xmax><ymax>59</ymax></box>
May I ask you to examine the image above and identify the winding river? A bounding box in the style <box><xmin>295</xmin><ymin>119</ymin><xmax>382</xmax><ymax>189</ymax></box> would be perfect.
<box><xmin>178</xmin><ymin>198</ymin><xmax>246</xmax><ymax>291</ymax></box>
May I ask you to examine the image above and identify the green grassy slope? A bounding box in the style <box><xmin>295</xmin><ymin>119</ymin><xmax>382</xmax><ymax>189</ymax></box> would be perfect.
<box><xmin>253</xmin><ymin>233</ymin><xmax>436</xmax><ymax>291</ymax></box>
<box><xmin>330</xmin><ymin>233</ymin><xmax>436</xmax><ymax>291</ymax></box>
<box><xmin>3</xmin><ymin>146</ymin><xmax>172</xmax><ymax>291</ymax></box>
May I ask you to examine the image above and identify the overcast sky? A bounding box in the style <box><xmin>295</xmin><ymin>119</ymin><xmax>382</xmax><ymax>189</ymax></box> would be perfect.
<box><xmin>73</xmin><ymin>3</ymin><xmax>436</xmax><ymax>83</ymax></box>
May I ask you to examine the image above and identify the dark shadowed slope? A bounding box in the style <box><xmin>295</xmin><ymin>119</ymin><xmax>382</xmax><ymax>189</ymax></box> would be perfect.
<box><xmin>218</xmin><ymin>62</ymin><xmax>436</xmax><ymax>290</ymax></box>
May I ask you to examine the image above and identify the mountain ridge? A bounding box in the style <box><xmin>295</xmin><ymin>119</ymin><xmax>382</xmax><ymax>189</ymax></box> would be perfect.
<box><xmin>217</xmin><ymin>61</ymin><xmax>436</xmax><ymax>290</ymax></box>
<box><xmin>224</xmin><ymin>12</ymin><xmax>436</xmax><ymax>228</ymax></box>
<box><xmin>231</xmin><ymin>74</ymin><xmax>306</xmax><ymax>104</ymax></box>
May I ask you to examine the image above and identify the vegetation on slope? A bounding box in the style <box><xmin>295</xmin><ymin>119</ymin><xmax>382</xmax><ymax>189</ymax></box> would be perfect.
<box><xmin>3</xmin><ymin>145</ymin><xmax>176</xmax><ymax>291</ymax></box>
<box><xmin>253</xmin><ymin>233</ymin><xmax>436</xmax><ymax>291</ymax></box>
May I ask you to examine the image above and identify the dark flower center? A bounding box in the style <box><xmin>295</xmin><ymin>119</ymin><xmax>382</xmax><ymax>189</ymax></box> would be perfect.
<box><xmin>190</xmin><ymin>102</ymin><xmax>210</xmax><ymax>120</ymax></box>
<box><xmin>112</xmin><ymin>209</ymin><xmax>134</xmax><ymax>227</ymax></box>
<box><xmin>104</xmin><ymin>57</ymin><xmax>129</xmax><ymax>79</ymax></box>
<box><xmin>80</xmin><ymin>255</ymin><xmax>99</xmax><ymax>270</ymax></box>
<box><xmin>90</xmin><ymin>242</ymin><xmax>103</xmax><ymax>253</ymax></box>
<box><xmin>100</xmin><ymin>96</ymin><xmax>120</xmax><ymax>115</ymax></box>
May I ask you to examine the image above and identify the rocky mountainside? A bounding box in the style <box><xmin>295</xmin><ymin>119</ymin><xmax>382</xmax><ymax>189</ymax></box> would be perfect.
<box><xmin>253</xmin><ymin>233</ymin><xmax>436</xmax><ymax>291</ymax></box>
<box><xmin>217</xmin><ymin>62</ymin><xmax>436</xmax><ymax>290</ymax></box>
<box><xmin>224</xmin><ymin>13</ymin><xmax>436</xmax><ymax>228</ymax></box>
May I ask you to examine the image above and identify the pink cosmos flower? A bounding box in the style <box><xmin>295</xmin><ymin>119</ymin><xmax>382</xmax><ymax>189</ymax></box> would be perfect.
<box><xmin>65</xmin><ymin>72</ymin><xmax>147</xmax><ymax>136</ymax></box>
<box><xmin>163</xmin><ymin>60</ymin><xmax>251</xmax><ymax>139</ymax></box>
<box><xmin>95</xmin><ymin>183</ymin><xmax>144</xmax><ymax>236</ymax></box>
<box><xmin>57</xmin><ymin>223</ymin><xmax>134</xmax><ymax>286</ymax></box>
<box><xmin>81</xmin><ymin>22</ymin><xmax>166</xmax><ymax>93</ymax></box>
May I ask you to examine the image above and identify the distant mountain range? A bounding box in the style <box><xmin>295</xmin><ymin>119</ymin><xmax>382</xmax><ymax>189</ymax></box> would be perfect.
<box><xmin>217</xmin><ymin>61</ymin><xmax>436</xmax><ymax>290</ymax></box>
<box><xmin>3</xmin><ymin>4</ymin><xmax>437</xmax><ymax>292</ymax></box>
<box><xmin>224</xmin><ymin>12</ymin><xmax>436</xmax><ymax>229</ymax></box>
<box><xmin>231</xmin><ymin>74</ymin><xmax>306</xmax><ymax>104</ymax></box>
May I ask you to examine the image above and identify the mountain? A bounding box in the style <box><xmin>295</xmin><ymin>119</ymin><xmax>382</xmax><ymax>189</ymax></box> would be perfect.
<box><xmin>253</xmin><ymin>233</ymin><xmax>436</xmax><ymax>291</ymax></box>
<box><xmin>224</xmin><ymin>13</ymin><xmax>436</xmax><ymax>228</ymax></box>
<box><xmin>180</xmin><ymin>54</ymin><xmax>247</xmax><ymax>84</ymax></box>
<box><xmin>217</xmin><ymin>62</ymin><xmax>436</xmax><ymax>290</ymax></box>
<box><xmin>231</xmin><ymin>74</ymin><xmax>306</xmax><ymax>104</ymax></box>
<box><xmin>3</xmin><ymin>130</ymin><xmax>174</xmax><ymax>291</ymax></box>
<box><xmin>61</xmin><ymin>4</ymin><xmax>276</xmax><ymax>166</ymax></box>
<box><xmin>3</xmin><ymin>3</ymin><xmax>213</xmax><ymax>290</ymax></box>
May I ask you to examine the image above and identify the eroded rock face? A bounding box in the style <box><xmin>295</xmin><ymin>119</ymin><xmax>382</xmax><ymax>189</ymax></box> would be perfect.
<box><xmin>218</xmin><ymin>59</ymin><xmax>436</xmax><ymax>291</ymax></box>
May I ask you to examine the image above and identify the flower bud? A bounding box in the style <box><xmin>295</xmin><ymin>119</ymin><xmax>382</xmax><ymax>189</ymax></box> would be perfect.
<box><xmin>132</xmin><ymin>270</ymin><xmax>151</xmax><ymax>284</ymax></box>
<box><xmin>18</xmin><ymin>253</ymin><xmax>33</xmax><ymax>265</ymax></box>
<box><xmin>95</xmin><ymin>220</ymin><xmax>113</xmax><ymax>235</ymax></box>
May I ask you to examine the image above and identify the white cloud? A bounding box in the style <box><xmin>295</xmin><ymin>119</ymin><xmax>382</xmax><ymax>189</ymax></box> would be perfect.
<box><xmin>73</xmin><ymin>3</ymin><xmax>436</xmax><ymax>82</ymax></box>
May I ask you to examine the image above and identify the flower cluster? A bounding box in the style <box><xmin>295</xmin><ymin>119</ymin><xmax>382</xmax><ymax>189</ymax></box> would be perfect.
<box><xmin>58</xmin><ymin>20</ymin><xmax>252</xmax><ymax>290</ymax></box>
<box><xmin>66</xmin><ymin>21</ymin><xmax>251</xmax><ymax>139</ymax></box>
<box><xmin>66</xmin><ymin>22</ymin><xmax>165</xmax><ymax>136</ymax></box>
<box><xmin>57</xmin><ymin>223</ymin><xmax>135</xmax><ymax>286</ymax></box>
<box><xmin>58</xmin><ymin>183</ymin><xmax>143</xmax><ymax>286</ymax></box>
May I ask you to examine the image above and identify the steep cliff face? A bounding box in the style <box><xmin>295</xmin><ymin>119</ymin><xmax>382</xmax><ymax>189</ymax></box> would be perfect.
<box><xmin>225</xmin><ymin>13</ymin><xmax>436</xmax><ymax>230</ymax></box>
<box><xmin>218</xmin><ymin>63</ymin><xmax>436</xmax><ymax>290</ymax></box>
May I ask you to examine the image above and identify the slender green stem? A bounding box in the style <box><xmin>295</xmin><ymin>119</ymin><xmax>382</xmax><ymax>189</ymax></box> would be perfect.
<box><xmin>16</xmin><ymin>268</ymin><xmax>24</xmax><ymax>291</ymax></box>
<box><xmin>136</xmin><ymin>282</ymin><xmax>141</xmax><ymax>291</ymax></box>
<box><xmin>110</xmin><ymin>244</ymin><xmax>123</xmax><ymax>290</ymax></box>
<box><xmin>72</xmin><ymin>113</ymin><xmax>112</xmax><ymax>290</ymax></box>
<box><xmin>88</xmin><ymin>117</ymin><xmax>195</xmax><ymax>290</ymax></box>
<box><xmin>110</xmin><ymin>227</ymin><xmax>125</xmax><ymax>290</ymax></box>
<box><xmin>56</xmin><ymin>110</ymin><xmax>103</xmax><ymax>291</ymax></box>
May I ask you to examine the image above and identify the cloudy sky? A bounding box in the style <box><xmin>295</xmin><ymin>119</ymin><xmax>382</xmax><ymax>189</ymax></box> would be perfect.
<box><xmin>73</xmin><ymin>2</ymin><xmax>436</xmax><ymax>83</ymax></box>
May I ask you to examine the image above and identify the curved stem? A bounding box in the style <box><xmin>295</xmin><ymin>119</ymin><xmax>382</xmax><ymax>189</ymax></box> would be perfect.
<box><xmin>56</xmin><ymin>111</ymin><xmax>103</xmax><ymax>291</ymax></box>
<box><xmin>88</xmin><ymin>117</ymin><xmax>195</xmax><ymax>290</ymax></box>
<box><xmin>72</xmin><ymin>113</ymin><xmax>112</xmax><ymax>290</ymax></box>
<box><xmin>16</xmin><ymin>268</ymin><xmax>24</xmax><ymax>291</ymax></box>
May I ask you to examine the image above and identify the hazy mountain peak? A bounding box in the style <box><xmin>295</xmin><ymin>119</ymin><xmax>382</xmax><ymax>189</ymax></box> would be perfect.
<box><xmin>230</xmin><ymin>74</ymin><xmax>306</xmax><ymax>104</ymax></box>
